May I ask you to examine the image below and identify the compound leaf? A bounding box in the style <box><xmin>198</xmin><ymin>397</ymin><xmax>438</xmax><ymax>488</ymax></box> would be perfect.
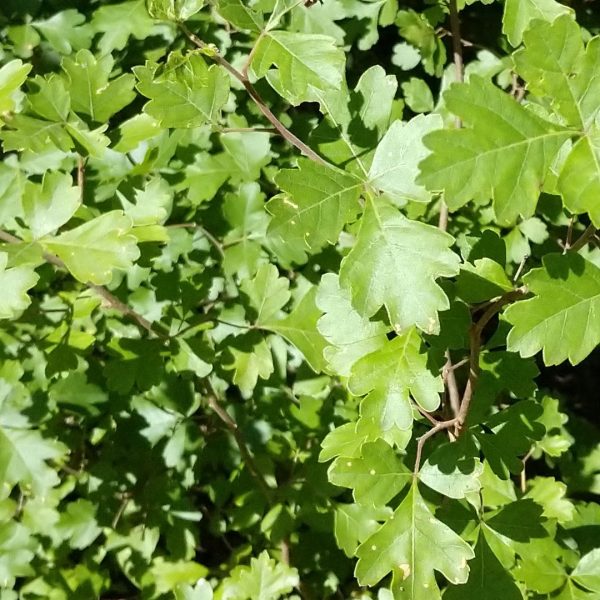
<box><xmin>502</xmin><ymin>0</ymin><xmax>573</xmax><ymax>47</ymax></box>
<box><xmin>419</xmin><ymin>76</ymin><xmax>571</xmax><ymax>225</ymax></box>
<box><xmin>316</xmin><ymin>273</ymin><xmax>388</xmax><ymax>377</ymax></box>
<box><xmin>339</xmin><ymin>198</ymin><xmax>460</xmax><ymax>334</ymax></box>
<box><xmin>250</xmin><ymin>31</ymin><xmax>345</xmax><ymax>105</ymax></box>
<box><xmin>267</xmin><ymin>160</ymin><xmax>362</xmax><ymax>264</ymax></box>
<box><xmin>42</xmin><ymin>211</ymin><xmax>140</xmax><ymax>285</ymax></box>
<box><xmin>135</xmin><ymin>52</ymin><xmax>229</xmax><ymax>128</ymax></box>
<box><xmin>505</xmin><ymin>253</ymin><xmax>600</xmax><ymax>365</ymax></box>
<box><xmin>355</xmin><ymin>483</ymin><xmax>474</xmax><ymax>596</ymax></box>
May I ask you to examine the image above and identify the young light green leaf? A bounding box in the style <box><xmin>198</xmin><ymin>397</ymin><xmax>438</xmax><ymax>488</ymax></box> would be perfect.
<box><xmin>91</xmin><ymin>0</ymin><xmax>155</xmax><ymax>54</ymax></box>
<box><xmin>348</xmin><ymin>328</ymin><xmax>442</xmax><ymax>430</ymax></box>
<box><xmin>241</xmin><ymin>263</ymin><xmax>290</xmax><ymax>325</ymax></box>
<box><xmin>23</xmin><ymin>172</ymin><xmax>80</xmax><ymax>239</ymax></box>
<box><xmin>263</xmin><ymin>286</ymin><xmax>327</xmax><ymax>373</ymax></box>
<box><xmin>559</xmin><ymin>126</ymin><xmax>600</xmax><ymax>226</ymax></box>
<box><xmin>316</xmin><ymin>273</ymin><xmax>388</xmax><ymax>377</ymax></box>
<box><xmin>335</xmin><ymin>503</ymin><xmax>392</xmax><ymax>558</ymax></box>
<box><xmin>329</xmin><ymin>439</ymin><xmax>411</xmax><ymax>506</ymax></box>
<box><xmin>33</xmin><ymin>9</ymin><xmax>93</xmax><ymax>55</ymax></box>
<box><xmin>42</xmin><ymin>211</ymin><xmax>140</xmax><ymax>285</ymax></box>
<box><xmin>355</xmin><ymin>483</ymin><xmax>474</xmax><ymax>596</ymax></box>
<box><xmin>419</xmin><ymin>439</ymin><xmax>483</xmax><ymax>499</ymax></box>
<box><xmin>146</xmin><ymin>0</ymin><xmax>205</xmax><ymax>21</ymax></box>
<box><xmin>0</xmin><ymin>60</ymin><xmax>32</xmax><ymax>124</ymax></box>
<box><xmin>61</xmin><ymin>50</ymin><xmax>136</xmax><ymax>122</ymax></box>
<box><xmin>401</xmin><ymin>77</ymin><xmax>434</xmax><ymax>113</ymax></box>
<box><xmin>369</xmin><ymin>114</ymin><xmax>442</xmax><ymax>204</ymax></box>
<box><xmin>505</xmin><ymin>253</ymin><xmax>600</xmax><ymax>365</ymax></box>
<box><xmin>250</xmin><ymin>31</ymin><xmax>345</xmax><ymax>105</ymax></box>
<box><xmin>525</xmin><ymin>477</ymin><xmax>575</xmax><ymax>523</ymax></box>
<box><xmin>354</xmin><ymin>65</ymin><xmax>398</xmax><ymax>134</ymax></box>
<box><xmin>0</xmin><ymin>253</ymin><xmax>39</xmax><ymax>320</ymax></box>
<box><xmin>339</xmin><ymin>199</ymin><xmax>460</xmax><ymax>334</ymax></box>
<box><xmin>502</xmin><ymin>0</ymin><xmax>573</xmax><ymax>47</ymax></box>
<box><xmin>572</xmin><ymin>549</ymin><xmax>600</xmax><ymax>593</ymax></box>
<box><xmin>216</xmin><ymin>0</ymin><xmax>264</xmax><ymax>32</ymax></box>
<box><xmin>419</xmin><ymin>76</ymin><xmax>571</xmax><ymax>225</ymax></box>
<box><xmin>267</xmin><ymin>160</ymin><xmax>362</xmax><ymax>264</ymax></box>
<box><xmin>0</xmin><ymin>426</ymin><xmax>67</xmax><ymax>495</ymax></box>
<box><xmin>224</xmin><ymin>334</ymin><xmax>274</xmax><ymax>395</ymax></box>
<box><xmin>456</xmin><ymin>258</ymin><xmax>513</xmax><ymax>304</ymax></box>
<box><xmin>514</xmin><ymin>16</ymin><xmax>600</xmax><ymax>128</ymax></box>
<box><xmin>175</xmin><ymin>579</ymin><xmax>213</xmax><ymax>600</ymax></box>
<box><xmin>219</xmin><ymin>551</ymin><xmax>298</xmax><ymax>600</ymax></box>
<box><xmin>135</xmin><ymin>52</ymin><xmax>229</xmax><ymax>128</ymax></box>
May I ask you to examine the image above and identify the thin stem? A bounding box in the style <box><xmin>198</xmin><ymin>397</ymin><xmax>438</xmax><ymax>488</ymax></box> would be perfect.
<box><xmin>178</xmin><ymin>23</ymin><xmax>328</xmax><ymax>166</ymax></box>
<box><xmin>569</xmin><ymin>223</ymin><xmax>598</xmax><ymax>253</ymax></box>
<box><xmin>443</xmin><ymin>351</ymin><xmax>461</xmax><ymax>418</ymax></box>
<box><xmin>414</xmin><ymin>287</ymin><xmax>527</xmax><ymax>473</ymax></box>
<box><xmin>0</xmin><ymin>229</ymin><xmax>167</xmax><ymax>339</ymax></box>
<box><xmin>201</xmin><ymin>379</ymin><xmax>273</xmax><ymax>503</ymax></box>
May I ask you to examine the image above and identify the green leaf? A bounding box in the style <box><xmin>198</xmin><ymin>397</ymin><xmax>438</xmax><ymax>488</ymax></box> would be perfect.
<box><xmin>368</xmin><ymin>114</ymin><xmax>442</xmax><ymax>205</ymax></box>
<box><xmin>456</xmin><ymin>258</ymin><xmax>513</xmax><ymax>304</ymax></box>
<box><xmin>514</xmin><ymin>16</ymin><xmax>600</xmax><ymax>129</ymax></box>
<box><xmin>42</xmin><ymin>211</ymin><xmax>140</xmax><ymax>285</ymax></box>
<box><xmin>135</xmin><ymin>52</ymin><xmax>229</xmax><ymax>128</ymax></box>
<box><xmin>515</xmin><ymin>553</ymin><xmax>566</xmax><ymax>593</ymax></box>
<box><xmin>486</xmin><ymin>499</ymin><xmax>548</xmax><ymax>543</ymax></box>
<box><xmin>525</xmin><ymin>477</ymin><xmax>575</xmax><ymax>523</ymax></box>
<box><xmin>335</xmin><ymin>503</ymin><xmax>392</xmax><ymax>557</ymax></box>
<box><xmin>56</xmin><ymin>500</ymin><xmax>102</xmax><ymax>549</ymax></box>
<box><xmin>0</xmin><ymin>253</ymin><xmax>39</xmax><ymax>320</ymax></box>
<box><xmin>502</xmin><ymin>0</ymin><xmax>573</xmax><ymax>47</ymax></box>
<box><xmin>263</xmin><ymin>286</ymin><xmax>327</xmax><ymax>373</ymax></box>
<box><xmin>316</xmin><ymin>273</ymin><xmax>387</xmax><ymax>377</ymax></box>
<box><xmin>250</xmin><ymin>31</ymin><xmax>345</xmax><ymax>105</ymax></box>
<box><xmin>49</xmin><ymin>372</ymin><xmax>108</xmax><ymax>416</ymax></box>
<box><xmin>444</xmin><ymin>531</ymin><xmax>522</xmax><ymax>600</ymax></box>
<box><xmin>216</xmin><ymin>0</ymin><xmax>264</xmax><ymax>32</ymax></box>
<box><xmin>33</xmin><ymin>9</ymin><xmax>92</xmax><ymax>55</ymax></box>
<box><xmin>348</xmin><ymin>328</ymin><xmax>442</xmax><ymax>431</ymax></box>
<box><xmin>91</xmin><ymin>0</ymin><xmax>155</xmax><ymax>54</ymax></box>
<box><xmin>419</xmin><ymin>438</ymin><xmax>483</xmax><ymax>499</ymax></box>
<box><xmin>0</xmin><ymin>60</ymin><xmax>31</xmax><ymax>124</ymax></box>
<box><xmin>0</xmin><ymin>426</ymin><xmax>66</xmax><ymax>495</ymax></box>
<box><xmin>220</xmin><ymin>551</ymin><xmax>299</xmax><ymax>600</ymax></box>
<box><xmin>175</xmin><ymin>579</ymin><xmax>213</xmax><ymax>600</ymax></box>
<box><xmin>505</xmin><ymin>253</ymin><xmax>600</xmax><ymax>365</ymax></box>
<box><xmin>354</xmin><ymin>65</ymin><xmax>398</xmax><ymax>134</ymax></box>
<box><xmin>401</xmin><ymin>77</ymin><xmax>434</xmax><ymax>113</ymax></box>
<box><xmin>224</xmin><ymin>334</ymin><xmax>274</xmax><ymax>395</ymax></box>
<box><xmin>0</xmin><ymin>522</ymin><xmax>35</xmax><ymax>587</ymax></box>
<box><xmin>572</xmin><ymin>549</ymin><xmax>600</xmax><ymax>593</ymax></box>
<box><xmin>419</xmin><ymin>76</ymin><xmax>571</xmax><ymax>225</ymax></box>
<box><xmin>329</xmin><ymin>439</ymin><xmax>411</xmax><ymax>505</ymax></box>
<box><xmin>355</xmin><ymin>483</ymin><xmax>474</xmax><ymax>596</ymax></box>
<box><xmin>61</xmin><ymin>50</ymin><xmax>136</xmax><ymax>122</ymax></box>
<box><xmin>559</xmin><ymin>126</ymin><xmax>600</xmax><ymax>226</ymax></box>
<box><xmin>476</xmin><ymin>401</ymin><xmax>544</xmax><ymax>478</ymax></box>
<box><xmin>339</xmin><ymin>198</ymin><xmax>460</xmax><ymax>334</ymax></box>
<box><xmin>267</xmin><ymin>160</ymin><xmax>362</xmax><ymax>264</ymax></box>
<box><xmin>241</xmin><ymin>264</ymin><xmax>290</xmax><ymax>325</ymax></box>
<box><xmin>23</xmin><ymin>172</ymin><xmax>80</xmax><ymax>239</ymax></box>
<box><xmin>146</xmin><ymin>0</ymin><xmax>205</xmax><ymax>21</ymax></box>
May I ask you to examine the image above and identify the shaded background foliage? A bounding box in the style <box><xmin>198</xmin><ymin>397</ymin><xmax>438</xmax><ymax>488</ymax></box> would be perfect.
<box><xmin>0</xmin><ymin>1</ymin><xmax>599</xmax><ymax>599</ymax></box>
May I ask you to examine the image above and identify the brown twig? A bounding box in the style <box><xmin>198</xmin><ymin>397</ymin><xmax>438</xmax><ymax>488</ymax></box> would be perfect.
<box><xmin>569</xmin><ymin>223</ymin><xmax>598</xmax><ymax>253</ymax></box>
<box><xmin>0</xmin><ymin>229</ymin><xmax>166</xmax><ymax>338</ymax></box>
<box><xmin>178</xmin><ymin>23</ymin><xmax>328</xmax><ymax>166</ymax></box>
<box><xmin>414</xmin><ymin>287</ymin><xmax>527</xmax><ymax>473</ymax></box>
<box><xmin>443</xmin><ymin>350</ymin><xmax>461</xmax><ymax>418</ymax></box>
<box><xmin>201</xmin><ymin>379</ymin><xmax>273</xmax><ymax>503</ymax></box>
